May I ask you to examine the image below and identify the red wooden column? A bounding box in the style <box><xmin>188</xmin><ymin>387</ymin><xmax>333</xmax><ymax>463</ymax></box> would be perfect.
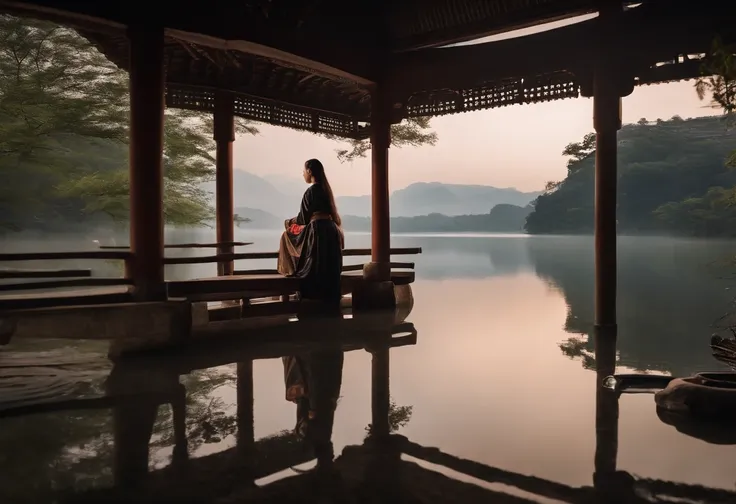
<box><xmin>594</xmin><ymin>331</ymin><xmax>618</xmax><ymax>484</ymax></box>
<box><xmin>592</xmin><ymin>6</ymin><xmax>627</xmax><ymax>496</ymax></box>
<box><xmin>128</xmin><ymin>24</ymin><xmax>166</xmax><ymax>300</ymax></box>
<box><xmin>236</xmin><ymin>361</ymin><xmax>255</xmax><ymax>455</ymax></box>
<box><xmin>214</xmin><ymin>92</ymin><xmax>236</xmax><ymax>276</ymax></box>
<box><xmin>593</xmin><ymin>2</ymin><xmax>623</xmax><ymax>332</ymax></box>
<box><xmin>370</xmin><ymin>344</ymin><xmax>391</xmax><ymax>438</ymax></box>
<box><xmin>365</xmin><ymin>84</ymin><xmax>391</xmax><ymax>282</ymax></box>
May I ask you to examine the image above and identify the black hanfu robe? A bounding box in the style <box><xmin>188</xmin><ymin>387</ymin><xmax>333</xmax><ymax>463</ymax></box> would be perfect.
<box><xmin>277</xmin><ymin>183</ymin><xmax>344</xmax><ymax>302</ymax></box>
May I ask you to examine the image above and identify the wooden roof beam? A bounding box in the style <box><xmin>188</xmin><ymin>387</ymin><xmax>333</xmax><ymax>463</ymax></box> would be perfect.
<box><xmin>389</xmin><ymin>0</ymin><xmax>736</xmax><ymax>97</ymax></box>
<box><xmin>166</xmin><ymin>30</ymin><xmax>375</xmax><ymax>86</ymax></box>
<box><xmin>390</xmin><ymin>0</ymin><xmax>598</xmax><ymax>52</ymax></box>
<box><xmin>0</xmin><ymin>1</ymin><xmax>377</xmax><ymax>85</ymax></box>
<box><xmin>389</xmin><ymin>0</ymin><xmax>662</xmax><ymax>53</ymax></box>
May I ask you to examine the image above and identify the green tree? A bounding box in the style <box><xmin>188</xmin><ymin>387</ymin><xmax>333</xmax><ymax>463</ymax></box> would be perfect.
<box><xmin>0</xmin><ymin>15</ymin><xmax>127</xmax><ymax>230</ymax></box>
<box><xmin>655</xmin><ymin>187</ymin><xmax>736</xmax><ymax>237</ymax></box>
<box><xmin>0</xmin><ymin>15</ymin><xmax>257</xmax><ymax>231</ymax></box>
<box><xmin>561</xmin><ymin>132</ymin><xmax>596</xmax><ymax>172</ymax></box>
<box><xmin>695</xmin><ymin>36</ymin><xmax>736</xmax><ymax>115</ymax></box>
<box><xmin>59</xmin><ymin>112</ymin><xmax>257</xmax><ymax>227</ymax></box>
<box><xmin>332</xmin><ymin>116</ymin><xmax>438</xmax><ymax>163</ymax></box>
<box><xmin>525</xmin><ymin>116</ymin><xmax>736</xmax><ymax>235</ymax></box>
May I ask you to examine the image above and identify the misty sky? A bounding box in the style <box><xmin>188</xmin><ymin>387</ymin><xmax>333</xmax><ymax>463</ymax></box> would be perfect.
<box><xmin>231</xmin><ymin>13</ymin><xmax>720</xmax><ymax>197</ymax></box>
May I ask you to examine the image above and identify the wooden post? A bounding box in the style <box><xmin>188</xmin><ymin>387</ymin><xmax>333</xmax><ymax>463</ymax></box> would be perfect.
<box><xmin>593</xmin><ymin>2</ymin><xmax>622</xmax><ymax>330</ymax></box>
<box><xmin>370</xmin><ymin>345</ymin><xmax>390</xmax><ymax>438</ymax></box>
<box><xmin>593</xmin><ymin>327</ymin><xmax>624</xmax><ymax>498</ymax></box>
<box><xmin>592</xmin><ymin>6</ymin><xmax>625</xmax><ymax>496</ymax></box>
<box><xmin>236</xmin><ymin>360</ymin><xmax>255</xmax><ymax>454</ymax></box>
<box><xmin>365</xmin><ymin>84</ymin><xmax>391</xmax><ymax>282</ymax></box>
<box><xmin>594</xmin><ymin>328</ymin><xmax>618</xmax><ymax>475</ymax></box>
<box><xmin>128</xmin><ymin>24</ymin><xmax>166</xmax><ymax>300</ymax></box>
<box><xmin>354</xmin><ymin>85</ymin><xmax>398</xmax><ymax>310</ymax></box>
<box><xmin>214</xmin><ymin>92</ymin><xmax>236</xmax><ymax>277</ymax></box>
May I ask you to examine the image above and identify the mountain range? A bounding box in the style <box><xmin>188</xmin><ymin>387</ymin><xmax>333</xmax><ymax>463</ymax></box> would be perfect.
<box><xmin>204</xmin><ymin>170</ymin><xmax>541</xmax><ymax>228</ymax></box>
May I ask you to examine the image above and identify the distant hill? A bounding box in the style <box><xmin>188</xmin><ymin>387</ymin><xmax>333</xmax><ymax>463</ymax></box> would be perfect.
<box><xmin>204</xmin><ymin>170</ymin><xmax>294</xmax><ymax>218</ymax></box>
<box><xmin>236</xmin><ymin>203</ymin><xmax>532</xmax><ymax>233</ymax></box>
<box><xmin>342</xmin><ymin>203</ymin><xmax>532</xmax><ymax>233</ymax></box>
<box><xmin>525</xmin><ymin>115</ymin><xmax>736</xmax><ymax>236</ymax></box>
<box><xmin>337</xmin><ymin>182</ymin><xmax>541</xmax><ymax>217</ymax></box>
<box><xmin>234</xmin><ymin>207</ymin><xmax>284</xmax><ymax>229</ymax></box>
<box><xmin>207</xmin><ymin>171</ymin><xmax>541</xmax><ymax>219</ymax></box>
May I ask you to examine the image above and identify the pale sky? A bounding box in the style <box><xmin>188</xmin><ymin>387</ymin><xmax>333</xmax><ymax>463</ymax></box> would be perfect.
<box><xmin>232</xmin><ymin>13</ymin><xmax>720</xmax><ymax>197</ymax></box>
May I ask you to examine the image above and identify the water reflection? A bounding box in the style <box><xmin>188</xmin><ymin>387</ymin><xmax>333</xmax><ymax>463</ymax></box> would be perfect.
<box><xmin>3</xmin><ymin>314</ymin><xmax>735</xmax><ymax>503</ymax></box>
<box><xmin>525</xmin><ymin>236</ymin><xmax>736</xmax><ymax>375</ymax></box>
<box><xmin>5</xmin><ymin>232</ymin><xmax>736</xmax><ymax>502</ymax></box>
<box><xmin>0</xmin><ymin>311</ymin><xmax>416</xmax><ymax>503</ymax></box>
<box><xmin>592</xmin><ymin>330</ymin><xmax>736</xmax><ymax>503</ymax></box>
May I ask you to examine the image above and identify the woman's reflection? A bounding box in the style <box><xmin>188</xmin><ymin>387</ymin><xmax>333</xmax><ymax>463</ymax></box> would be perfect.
<box><xmin>282</xmin><ymin>349</ymin><xmax>344</xmax><ymax>464</ymax></box>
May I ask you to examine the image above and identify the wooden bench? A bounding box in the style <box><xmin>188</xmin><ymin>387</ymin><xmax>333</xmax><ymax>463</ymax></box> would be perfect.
<box><xmin>0</xmin><ymin>246</ymin><xmax>421</xmax><ymax>311</ymax></box>
<box><xmin>167</xmin><ymin>270</ymin><xmax>416</xmax><ymax>303</ymax></box>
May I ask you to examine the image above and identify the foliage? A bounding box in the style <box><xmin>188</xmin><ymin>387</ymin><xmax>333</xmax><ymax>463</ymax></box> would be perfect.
<box><xmin>559</xmin><ymin>336</ymin><xmax>597</xmax><ymax>370</ymax></box>
<box><xmin>332</xmin><ymin>116</ymin><xmax>438</xmax><ymax>163</ymax></box>
<box><xmin>0</xmin><ymin>15</ymin><xmax>258</xmax><ymax>232</ymax></box>
<box><xmin>561</xmin><ymin>132</ymin><xmax>596</xmax><ymax>172</ymax></box>
<box><xmin>0</xmin><ymin>15</ymin><xmax>127</xmax><ymax>230</ymax></box>
<box><xmin>364</xmin><ymin>397</ymin><xmax>413</xmax><ymax>438</ymax></box>
<box><xmin>695</xmin><ymin>36</ymin><xmax>736</xmax><ymax>115</ymax></box>
<box><xmin>234</xmin><ymin>214</ymin><xmax>251</xmax><ymax>227</ymax></box>
<box><xmin>524</xmin><ymin>116</ymin><xmax>736</xmax><ymax>235</ymax></box>
<box><xmin>654</xmin><ymin>186</ymin><xmax>736</xmax><ymax>237</ymax></box>
<box><xmin>151</xmin><ymin>368</ymin><xmax>238</xmax><ymax>452</ymax></box>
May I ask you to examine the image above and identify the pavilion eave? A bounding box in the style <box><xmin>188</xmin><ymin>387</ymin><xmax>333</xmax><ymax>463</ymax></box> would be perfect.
<box><xmin>165</xmin><ymin>84</ymin><xmax>371</xmax><ymax>140</ymax></box>
<box><xmin>391</xmin><ymin>0</ymin><xmax>736</xmax><ymax>118</ymax></box>
<box><xmin>77</xmin><ymin>30</ymin><xmax>373</xmax><ymax>139</ymax></box>
<box><xmin>388</xmin><ymin>0</ymin><xmax>600</xmax><ymax>52</ymax></box>
<box><xmin>0</xmin><ymin>0</ymin><xmax>380</xmax><ymax>85</ymax></box>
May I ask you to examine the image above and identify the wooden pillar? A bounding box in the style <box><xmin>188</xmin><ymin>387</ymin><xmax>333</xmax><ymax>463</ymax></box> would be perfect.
<box><xmin>592</xmin><ymin>6</ymin><xmax>627</xmax><ymax>499</ymax></box>
<box><xmin>236</xmin><ymin>361</ymin><xmax>255</xmax><ymax>454</ymax></box>
<box><xmin>594</xmin><ymin>328</ymin><xmax>618</xmax><ymax>476</ymax></box>
<box><xmin>366</xmin><ymin>84</ymin><xmax>391</xmax><ymax>282</ymax></box>
<box><xmin>128</xmin><ymin>24</ymin><xmax>166</xmax><ymax>300</ymax></box>
<box><xmin>370</xmin><ymin>345</ymin><xmax>390</xmax><ymax>438</ymax></box>
<box><xmin>593</xmin><ymin>2</ymin><xmax>622</xmax><ymax>329</ymax></box>
<box><xmin>214</xmin><ymin>92</ymin><xmax>236</xmax><ymax>276</ymax></box>
<box><xmin>593</xmin><ymin>328</ymin><xmax>626</xmax><ymax>501</ymax></box>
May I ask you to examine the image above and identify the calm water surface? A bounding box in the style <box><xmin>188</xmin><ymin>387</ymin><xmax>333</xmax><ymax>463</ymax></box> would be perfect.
<box><xmin>2</xmin><ymin>232</ymin><xmax>736</xmax><ymax>502</ymax></box>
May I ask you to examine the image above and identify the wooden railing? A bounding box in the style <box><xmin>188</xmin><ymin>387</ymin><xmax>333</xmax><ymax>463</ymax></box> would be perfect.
<box><xmin>99</xmin><ymin>241</ymin><xmax>252</xmax><ymax>250</ymax></box>
<box><xmin>165</xmin><ymin>247</ymin><xmax>422</xmax><ymax>265</ymax></box>
<box><xmin>0</xmin><ymin>246</ymin><xmax>422</xmax><ymax>294</ymax></box>
<box><xmin>0</xmin><ymin>250</ymin><xmax>134</xmax><ymax>293</ymax></box>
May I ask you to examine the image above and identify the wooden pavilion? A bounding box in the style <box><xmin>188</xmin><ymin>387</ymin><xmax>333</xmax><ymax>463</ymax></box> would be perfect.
<box><xmin>0</xmin><ymin>0</ymin><xmax>735</xmax><ymax>329</ymax></box>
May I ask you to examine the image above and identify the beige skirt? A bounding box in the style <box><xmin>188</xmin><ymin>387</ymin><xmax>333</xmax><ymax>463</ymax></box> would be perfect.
<box><xmin>277</xmin><ymin>219</ymin><xmax>302</xmax><ymax>276</ymax></box>
<box><xmin>277</xmin><ymin>216</ymin><xmax>344</xmax><ymax>276</ymax></box>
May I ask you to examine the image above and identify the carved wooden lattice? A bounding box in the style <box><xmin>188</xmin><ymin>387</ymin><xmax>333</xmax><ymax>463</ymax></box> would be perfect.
<box><xmin>405</xmin><ymin>72</ymin><xmax>580</xmax><ymax>117</ymax></box>
<box><xmin>166</xmin><ymin>85</ymin><xmax>367</xmax><ymax>139</ymax></box>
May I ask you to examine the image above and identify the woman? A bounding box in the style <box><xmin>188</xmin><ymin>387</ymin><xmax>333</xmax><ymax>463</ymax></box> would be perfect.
<box><xmin>277</xmin><ymin>158</ymin><xmax>344</xmax><ymax>302</ymax></box>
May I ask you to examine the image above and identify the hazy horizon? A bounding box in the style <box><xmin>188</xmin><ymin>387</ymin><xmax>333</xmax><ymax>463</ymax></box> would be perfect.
<box><xmin>231</xmin><ymin>13</ymin><xmax>720</xmax><ymax>197</ymax></box>
<box><xmin>233</xmin><ymin>81</ymin><xmax>717</xmax><ymax>198</ymax></box>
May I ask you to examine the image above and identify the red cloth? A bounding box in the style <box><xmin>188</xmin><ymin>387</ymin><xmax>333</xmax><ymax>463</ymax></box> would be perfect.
<box><xmin>289</xmin><ymin>223</ymin><xmax>305</xmax><ymax>235</ymax></box>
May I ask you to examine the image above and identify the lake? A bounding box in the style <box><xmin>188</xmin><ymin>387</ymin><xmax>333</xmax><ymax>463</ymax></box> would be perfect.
<box><xmin>1</xmin><ymin>232</ymin><xmax>736</xmax><ymax>502</ymax></box>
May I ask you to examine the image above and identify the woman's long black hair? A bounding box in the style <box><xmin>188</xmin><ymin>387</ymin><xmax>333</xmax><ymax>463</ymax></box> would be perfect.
<box><xmin>306</xmin><ymin>158</ymin><xmax>341</xmax><ymax>227</ymax></box>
